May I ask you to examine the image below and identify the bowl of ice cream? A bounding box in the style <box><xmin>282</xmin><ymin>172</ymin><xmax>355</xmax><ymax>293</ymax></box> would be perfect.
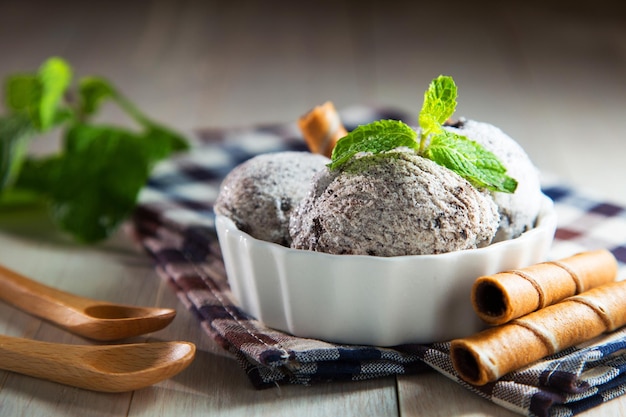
<box><xmin>214</xmin><ymin>76</ymin><xmax>558</xmax><ymax>346</ymax></box>
<box><xmin>214</xmin><ymin>137</ymin><xmax>557</xmax><ymax>345</ymax></box>
<box><xmin>215</xmin><ymin>193</ymin><xmax>556</xmax><ymax>346</ymax></box>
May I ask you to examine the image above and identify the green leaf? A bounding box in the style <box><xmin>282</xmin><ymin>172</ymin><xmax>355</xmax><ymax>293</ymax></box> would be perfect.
<box><xmin>0</xmin><ymin>57</ymin><xmax>191</xmax><ymax>243</ymax></box>
<box><xmin>328</xmin><ymin>120</ymin><xmax>418</xmax><ymax>170</ymax></box>
<box><xmin>418</xmin><ymin>75</ymin><xmax>458</xmax><ymax>137</ymax></box>
<box><xmin>37</xmin><ymin>57</ymin><xmax>72</xmax><ymax>131</ymax></box>
<box><xmin>40</xmin><ymin>122</ymin><xmax>188</xmax><ymax>242</ymax></box>
<box><xmin>4</xmin><ymin>58</ymin><xmax>72</xmax><ymax>132</ymax></box>
<box><xmin>4</xmin><ymin>75</ymin><xmax>40</xmax><ymax>115</ymax></box>
<box><xmin>0</xmin><ymin>113</ymin><xmax>34</xmax><ymax>190</ymax></box>
<box><xmin>424</xmin><ymin>131</ymin><xmax>518</xmax><ymax>193</ymax></box>
<box><xmin>141</xmin><ymin>125</ymin><xmax>190</xmax><ymax>165</ymax></box>
<box><xmin>0</xmin><ymin>188</ymin><xmax>44</xmax><ymax>208</ymax></box>
<box><xmin>13</xmin><ymin>154</ymin><xmax>63</xmax><ymax>193</ymax></box>
<box><xmin>78</xmin><ymin>76</ymin><xmax>115</xmax><ymax>117</ymax></box>
<box><xmin>47</xmin><ymin>124</ymin><xmax>152</xmax><ymax>242</ymax></box>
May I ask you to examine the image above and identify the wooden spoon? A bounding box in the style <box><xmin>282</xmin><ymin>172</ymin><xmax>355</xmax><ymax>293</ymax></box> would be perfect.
<box><xmin>0</xmin><ymin>335</ymin><xmax>195</xmax><ymax>392</ymax></box>
<box><xmin>0</xmin><ymin>263</ymin><xmax>176</xmax><ymax>341</ymax></box>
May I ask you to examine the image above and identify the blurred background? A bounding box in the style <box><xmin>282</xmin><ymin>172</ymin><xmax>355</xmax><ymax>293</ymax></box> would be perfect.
<box><xmin>1</xmin><ymin>0</ymin><xmax>625</xmax><ymax>202</ymax></box>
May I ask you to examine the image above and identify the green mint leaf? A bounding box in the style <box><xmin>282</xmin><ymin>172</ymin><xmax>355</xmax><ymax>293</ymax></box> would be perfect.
<box><xmin>329</xmin><ymin>120</ymin><xmax>418</xmax><ymax>170</ymax></box>
<box><xmin>0</xmin><ymin>113</ymin><xmax>34</xmax><ymax>190</ymax></box>
<box><xmin>44</xmin><ymin>122</ymin><xmax>188</xmax><ymax>242</ymax></box>
<box><xmin>37</xmin><ymin>57</ymin><xmax>72</xmax><ymax>131</ymax></box>
<box><xmin>418</xmin><ymin>75</ymin><xmax>457</xmax><ymax>138</ymax></box>
<box><xmin>13</xmin><ymin>154</ymin><xmax>63</xmax><ymax>193</ymax></box>
<box><xmin>16</xmin><ymin>124</ymin><xmax>155</xmax><ymax>243</ymax></box>
<box><xmin>0</xmin><ymin>188</ymin><xmax>43</xmax><ymax>208</ymax></box>
<box><xmin>47</xmin><ymin>124</ymin><xmax>152</xmax><ymax>242</ymax></box>
<box><xmin>78</xmin><ymin>76</ymin><xmax>115</xmax><ymax>117</ymax></box>
<box><xmin>4</xmin><ymin>75</ymin><xmax>40</xmax><ymax>115</ymax></box>
<box><xmin>424</xmin><ymin>131</ymin><xmax>518</xmax><ymax>193</ymax></box>
<box><xmin>4</xmin><ymin>57</ymin><xmax>72</xmax><ymax>132</ymax></box>
<box><xmin>142</xmin><ymin>125</ymin><xmax>190</xmax><ymax>164</ymax></box>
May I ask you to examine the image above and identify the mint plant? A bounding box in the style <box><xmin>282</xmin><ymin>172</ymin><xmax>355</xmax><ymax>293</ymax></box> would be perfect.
<box><xmin>0</xmin><ymin>57</ymin><xmax>189</xmax><ymax>242</ymax></box>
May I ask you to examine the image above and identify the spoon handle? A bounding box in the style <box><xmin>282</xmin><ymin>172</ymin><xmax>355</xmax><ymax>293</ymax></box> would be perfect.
<box><xmin>0</xmin><ymin>263</ymin><xmax>91</xmax><ymax>321</ymax></box>
<box><xmin>0</xmin><ymin>334</ymin><xmax>90</xmax><ymax>387</ymax></box>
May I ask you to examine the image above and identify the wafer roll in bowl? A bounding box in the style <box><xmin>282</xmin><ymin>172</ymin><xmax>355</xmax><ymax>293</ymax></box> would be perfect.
<box><xmin>451</xmin><ymin>280</ymin><xmax>626</xmax><ymax>385</ymax></box>
<box><xmin>298</xmin><ymin>101</ymin><xmax>347</xmax><ymax>157</ymax></box>
<box><xmin>472</xmin><ymin>249</ymin><xmax>618</xmax><ymax>325</ymax></box>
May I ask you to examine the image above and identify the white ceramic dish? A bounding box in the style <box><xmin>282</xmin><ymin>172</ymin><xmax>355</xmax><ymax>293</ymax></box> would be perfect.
<box><xmin>216</xmin><ymin>194</ymin><xmax>557</xmax><ymax>346</ymax></box>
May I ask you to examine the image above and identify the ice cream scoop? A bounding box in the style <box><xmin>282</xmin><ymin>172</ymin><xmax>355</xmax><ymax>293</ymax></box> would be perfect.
<box><xmin>214</xmin><ymin>151</ymin><xmax>329</xmax><ymax>246</ymax></box>
<box><xmin>289</xmin><ymin>149</ymin><xmax>500</xmax><ymax>256</ymax></box>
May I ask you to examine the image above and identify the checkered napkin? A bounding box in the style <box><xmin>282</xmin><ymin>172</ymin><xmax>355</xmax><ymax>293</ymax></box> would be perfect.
<box><xmin>130</xmin><ymin>107</ymin><xmax>626</xmax><ymax>417</ymax></box>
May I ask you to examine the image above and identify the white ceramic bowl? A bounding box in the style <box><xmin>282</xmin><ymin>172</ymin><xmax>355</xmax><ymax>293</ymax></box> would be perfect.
<box><xmin>216</xmin><ymin>194</ymin><xmax>557</xmax><ymax>346</ymax></box>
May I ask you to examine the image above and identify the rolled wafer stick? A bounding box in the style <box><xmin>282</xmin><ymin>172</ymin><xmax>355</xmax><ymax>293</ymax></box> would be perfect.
<box><xmin>298</xmin><ymin>101</ymin><xmax>348</xmax><ymax>158</ymax></box>
<box><xmin>451</xmin><ymin>280</ymin><xmax>626</xmax><ymax>385</ymax></box>
<box><xmin>472</xmin><ymin>249</ymin><xmax>617</xmax><ymax>325</ymax></box>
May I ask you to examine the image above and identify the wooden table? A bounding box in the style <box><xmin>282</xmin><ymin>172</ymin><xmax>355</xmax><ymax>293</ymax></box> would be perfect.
<box><xmin>1</xmin><ymin>1</ymin><xmax>625</xmax><ymax>415</ymax></box>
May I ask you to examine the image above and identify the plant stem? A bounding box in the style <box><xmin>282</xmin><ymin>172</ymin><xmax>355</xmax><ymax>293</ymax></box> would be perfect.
<box><xmin>418</xmin><ymin>132</ymin><xmax>428</xmax><ymax>155</ymax></box>
<box><xmin>110</xmin><ymin>90</ymin><xmax>153</xmax><ymax>128</ymax></box>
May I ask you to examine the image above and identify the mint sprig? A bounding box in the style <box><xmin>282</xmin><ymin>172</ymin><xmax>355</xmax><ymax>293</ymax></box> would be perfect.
<box><xmin>425</xmin><ymin>130</ymin><xmax>518</xmax><ymax>192</ymax></box>
<box><xmin>328</xmin><ymin>75</ymin><xmax>518</xmax><ymax>194</ymax></box>
<box><xmin>0</xmin><ymin>57</ymin><xmax>189</xmax><ymax>242</ymax></box>
<box><xmin>418</xmin><ymin>74</ymin><xmax>457</xmax><ymax>138</ymax></box>
<box><xmin>328</xmin><ymin>120</ymin><xmax>417</xmax><ymax>170</ymax></box>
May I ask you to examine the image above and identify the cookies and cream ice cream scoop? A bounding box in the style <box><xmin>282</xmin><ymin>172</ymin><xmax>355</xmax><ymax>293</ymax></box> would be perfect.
<box><xmin>289</xmin><ymin>149</ymin><xmax>500</xmax><ymax>256</ymax></box>
<box><xmin>214</xmin><ymin>151</ymin><xmax>329</xmax><ymax>246</ymax></box>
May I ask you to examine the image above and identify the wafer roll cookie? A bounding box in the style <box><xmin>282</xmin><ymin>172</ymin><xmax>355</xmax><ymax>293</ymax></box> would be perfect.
<box><xmin>451</xmin><ymin>280</ymin><xmax>626</xmax><ymax>386</ymax></box>
<box><xmin>472</xmin><ymin>250</ymin><xmax>617</xmax><ymax>325</ymax></box>
<box><xmin>298</xmin><ymin>101</ymin><xmax>348</xmax><ymax>158</ymax></box>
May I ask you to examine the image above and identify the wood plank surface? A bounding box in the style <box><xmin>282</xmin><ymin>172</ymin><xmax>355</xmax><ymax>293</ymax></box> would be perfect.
<box><xmin>1</xmin><ymin>0</ymin><xmax>625</xmax><ymax>416</ymax></box>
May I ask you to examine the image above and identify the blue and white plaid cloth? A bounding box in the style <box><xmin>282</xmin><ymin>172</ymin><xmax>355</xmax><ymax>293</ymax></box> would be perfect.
<box><xmin>131</xmin><ymin>106</ymin><xmax>626</xmax><ymax>417</ymax></box>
